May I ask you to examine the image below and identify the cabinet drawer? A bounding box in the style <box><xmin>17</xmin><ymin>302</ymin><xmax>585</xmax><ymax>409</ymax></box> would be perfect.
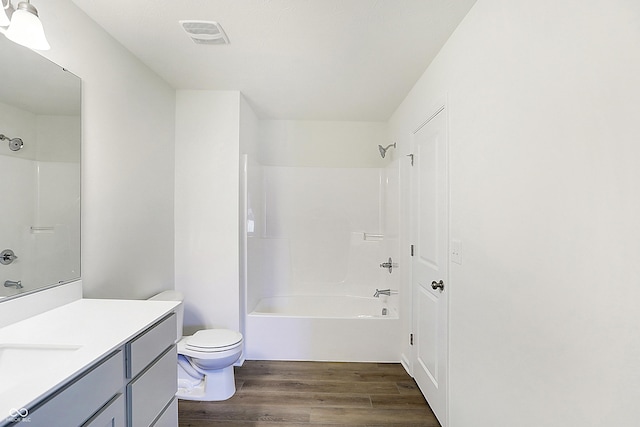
<box><xmin>128</xmin><ymin>346</ymin><xmax>177</xmax><ymax>427</ymax></box>
<box><xmin>82</xmin><ymin>393</ymin><xmax>126</xmax><ymax>427</ymax></box>
<box><xmin>28</xmin><ymin>350</ymin><xmax>124</xmax><ymax>427</ymax></box>
<box><xmin>152</xmin><ymin>398</ymin><xmax>178</xmax><ymax>427</ymax></box>
<box><xmin>127</xmin><ymin>313</ymin><xmax>176</xmax><ymax>379</ymax></box>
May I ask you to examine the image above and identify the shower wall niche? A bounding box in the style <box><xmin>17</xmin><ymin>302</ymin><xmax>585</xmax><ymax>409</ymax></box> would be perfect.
<box><xmin>244</xmin><ymin>120</ymin><xmax>398</xmax><ymax>313</ymax></box>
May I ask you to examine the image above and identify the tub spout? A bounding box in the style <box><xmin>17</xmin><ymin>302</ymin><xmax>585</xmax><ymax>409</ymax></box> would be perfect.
<box><xmin>4</xmin><ymin>280</ymin><xmax>22</xmax><ymax>289</ymax></box>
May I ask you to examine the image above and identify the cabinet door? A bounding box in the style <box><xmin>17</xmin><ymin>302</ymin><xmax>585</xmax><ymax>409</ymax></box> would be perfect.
<box><xmin>128</xmin><ymin>346</ymin><xmax>177</xmax><ymax>426</ymax></box>
<box><xmin>82</xmin><ymin>394</ymin><xmax>126</xmax><ymax>427</ymax></box>
<box><xmin>152</xmin><ymin>398</ymin><xmax>178</xmax><ymax>427</ymax></box>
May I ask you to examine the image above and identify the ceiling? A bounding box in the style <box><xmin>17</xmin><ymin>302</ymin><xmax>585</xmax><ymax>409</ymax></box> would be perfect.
<box><xmin>71</xmin><ymin>0</ymin><xmax>477</xmax><ymax>121</ymax></box>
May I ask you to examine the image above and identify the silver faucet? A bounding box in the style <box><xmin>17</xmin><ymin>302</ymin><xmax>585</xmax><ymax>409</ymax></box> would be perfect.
<box><xmin>379</xmin><ymin>257</ymin><xmax>398</xmax><ymax>273</ymax></box>
<box><xmin>0</xmin><ymin>249</ymin><xmax>18</xmax><ymax>265</ymax></box>
<box><xmin>4</xmin><ymin>280</ymin><xmax>22</xmax><ymax>289</ymax></box>
<box><xmin>373</xmin><ymin>288</ymin><xmax>398</xmax><ymax>298</ymax></box>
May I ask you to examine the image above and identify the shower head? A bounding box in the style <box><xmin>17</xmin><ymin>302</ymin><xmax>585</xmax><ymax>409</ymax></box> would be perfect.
<box><xmin>378</xmin><ymin>142</ymin><xmax>396</xmax><ymax>159</ymax></box>
<box><xmin>0</xmin><ymin>134</ymin><xmax>24</xmax><ymax>151</ymax></box>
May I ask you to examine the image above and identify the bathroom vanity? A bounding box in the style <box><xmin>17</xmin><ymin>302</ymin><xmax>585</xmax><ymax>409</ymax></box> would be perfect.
<box><xmin>0</xmin><ymin>18</ymin><xmax>179</xmax><ymax>426</ymax></box>
<box><xmin>0</xmin><ymin>18</ymin><xmax>181</xmax><ymax>426</ymax></box>
<box><xmin>0</xmin><ymin>295</ymin><xmax>180</xmax><ymax>427</ymax></box>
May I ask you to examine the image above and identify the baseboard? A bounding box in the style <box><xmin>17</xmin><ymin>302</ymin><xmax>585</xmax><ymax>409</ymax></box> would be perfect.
<box><xmin>400</xmin><ymin>352</ymin><xmax>412</xmax><ymax>376</ymax></box>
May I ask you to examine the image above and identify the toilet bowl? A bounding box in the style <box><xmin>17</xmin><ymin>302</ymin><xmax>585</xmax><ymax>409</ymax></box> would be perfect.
<box><xmin>149</xmin><ymin>291</ymin><xmax>244</xmax><ymax>401</ymax></box>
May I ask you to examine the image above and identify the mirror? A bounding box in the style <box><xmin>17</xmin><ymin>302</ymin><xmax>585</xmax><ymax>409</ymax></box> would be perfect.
<box><xmin>0</xmin><ymin>36</ymin><xmax>81</xmax><ymax>300</ymax></box>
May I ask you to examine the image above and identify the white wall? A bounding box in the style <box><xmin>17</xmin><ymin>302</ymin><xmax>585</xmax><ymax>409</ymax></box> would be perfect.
<box><xmin>262</xmin><ymin>166</ymin><xmax>384</xmax><ymax>295</ymax></box>
<box><xmin>240</xmin><ymin>97</ymin><xmax>260</xmax><ymax>160</ymax></box>
<box><xmin>175</xmin><ymin>90</ymin><xmax>241</xmax><ymax>334</ymax></box>
<box><xmin>390</xmin><ymin>0</ymin><xmax>640</xmax><ymax>425</ymax></box>
<box><xmin>381</xmin><ymin>158</ymin><xmax>402</xmax><ymax>348</ymax></box>
<box><xmin>259</xmin><ymin>120</ymin><xmax>388</xmax><ymax>168</ymax></box>
<box><xmin>37</xmin><ymin>0</ymin><xmax>176</xmax><ymax>299</ymax></box>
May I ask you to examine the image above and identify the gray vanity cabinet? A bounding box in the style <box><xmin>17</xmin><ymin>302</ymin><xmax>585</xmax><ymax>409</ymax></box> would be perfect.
<box><xmin>127</xmin><ymin>347</ymin><xmax>177</xmax><ymax>426</ymax></box>
<box><xmin>126</xmin><ymin>313</ymin><xmax>178</xmax><ymax>426</ymax></box>
<box><xmin>27</xmin><ymin>350</ymin><xmax>125</xmax><ymax>426</ymax></box>
<box><xmin>24</xmin><ymin>313</ymin><xmax>177</xmax><ymax>427</ymax></box>
<box><xmin>83</xmin><ymin>394</ymin><xmax>126</xmax><ymax>427</ymax></box>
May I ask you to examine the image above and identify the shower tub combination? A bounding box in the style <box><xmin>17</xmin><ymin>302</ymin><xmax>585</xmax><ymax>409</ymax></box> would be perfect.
<box><xmin>246</xmin><ymin>295</ymin><xmax>401</xmax><ymax>362</ymax></box>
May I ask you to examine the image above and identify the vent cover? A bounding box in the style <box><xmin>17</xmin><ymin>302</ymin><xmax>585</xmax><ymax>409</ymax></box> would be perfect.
<box><xmin>179</xmin><ymin>20</ymin><xmax>229</xmax><ymax>45</ymax></box>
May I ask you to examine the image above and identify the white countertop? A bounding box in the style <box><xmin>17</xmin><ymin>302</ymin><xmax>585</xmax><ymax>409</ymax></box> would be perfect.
<box><xmin>0</xmin><ymin>298</ymin><xmax>179</xmax><ymax>419</ymax></box>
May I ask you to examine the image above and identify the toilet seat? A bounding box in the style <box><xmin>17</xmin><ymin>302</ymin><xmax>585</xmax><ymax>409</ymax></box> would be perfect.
<box><xmin>181</xmin><ymin>329</ymin><xmax>243</xmax><ymax>354</ymax></box>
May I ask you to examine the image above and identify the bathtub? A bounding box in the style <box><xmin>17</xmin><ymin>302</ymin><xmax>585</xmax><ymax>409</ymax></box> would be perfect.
<box><xmin>252</xmin><ymin>295</ymin><xmax>396</xmax><ymax>318</ymax></box>
<box><xmin>246</xmin><ymin>295</ymin><xmax>401</xmax><ymax>362</ymax></box>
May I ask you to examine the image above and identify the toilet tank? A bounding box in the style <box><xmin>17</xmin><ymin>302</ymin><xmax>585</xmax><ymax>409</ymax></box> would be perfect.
<box><xmin>148</xmin><ymin>290</ymin><xmax>184</xmax><ymax>342</ymax></box>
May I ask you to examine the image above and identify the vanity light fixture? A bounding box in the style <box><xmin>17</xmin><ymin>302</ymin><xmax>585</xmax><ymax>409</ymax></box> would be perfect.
<box><xmin>1</xmin><ymin>0</ymin><xmax>49</xmax><ymax>51</ymax></box>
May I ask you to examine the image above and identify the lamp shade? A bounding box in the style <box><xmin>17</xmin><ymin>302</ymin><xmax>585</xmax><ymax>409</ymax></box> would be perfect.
<box><xmin>5</xmin><ymin>2</ymin><xmax>49</xmax><ymax>50</ymax></box>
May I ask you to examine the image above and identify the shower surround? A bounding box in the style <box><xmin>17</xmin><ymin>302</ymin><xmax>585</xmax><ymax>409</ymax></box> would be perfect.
<box><xmin>244</xmin><ymin>157</ymin><xmax>401</xmax><ymax>361</ymax></box>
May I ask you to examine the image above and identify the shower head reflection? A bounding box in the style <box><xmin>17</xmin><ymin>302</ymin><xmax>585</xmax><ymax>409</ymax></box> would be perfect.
<box><xmin>0</xmin><ymin>134</ymin><xmax>24</xmax><ymax>151</ymax></box>
<box><xmin>378</xmin><ymin>142</ymin><xmax>396</xmax><ymax>158</ymax></box>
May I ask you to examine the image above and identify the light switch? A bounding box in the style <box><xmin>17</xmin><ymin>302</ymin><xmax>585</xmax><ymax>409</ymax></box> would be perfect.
<box><xmin>451</xmin><ymin>239</ymin><xmax>462</xmax><ymax>265</ymax></box>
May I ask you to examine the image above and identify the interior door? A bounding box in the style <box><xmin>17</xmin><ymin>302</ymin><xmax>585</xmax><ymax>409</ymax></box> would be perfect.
<box><xmin>411</xmin><ymin>106</ymin><xmax>448</xmax><ymax>426</ymax></box>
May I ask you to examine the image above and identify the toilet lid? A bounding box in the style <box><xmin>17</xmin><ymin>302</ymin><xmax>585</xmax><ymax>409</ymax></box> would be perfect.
<box><xmin>185</xmin><ymin>329</ymin><xmax>243</xmax><ymax>351</ymax></box>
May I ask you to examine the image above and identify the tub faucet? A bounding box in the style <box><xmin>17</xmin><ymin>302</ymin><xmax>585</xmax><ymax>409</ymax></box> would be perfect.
<box><xmin>373</xmin><ymin>288</ymin><xmax>397</xmax><ymax>298</ymax></box>
<box><xmin>4</xmin><ymin>280</ymin><xmax>22</xmax><ymax>289</ymax></box>
<box><xmin>379</xmin><ymin>257</ymin><xmax>398</xmax><ymax>273</ymax></box>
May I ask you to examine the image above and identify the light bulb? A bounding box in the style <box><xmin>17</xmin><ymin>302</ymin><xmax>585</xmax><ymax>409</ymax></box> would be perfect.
<box><xmin>5</xmin><ymin>1</ymin><xmax>50</xmax><ymax>50</ymax></box>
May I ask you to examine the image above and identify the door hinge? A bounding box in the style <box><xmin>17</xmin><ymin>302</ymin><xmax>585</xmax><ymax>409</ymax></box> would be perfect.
<box><xmin>410</xmin><ymin>333</ymin><xmax>414</xmax><ymax>346</ymax></box>
<box><xmin>410</xmin><ymin>244</ymin><xmax>414</xmax><ymax>256</ymax></box>
<box><xmin>407</xmin><ymin>153</ymin><xmax>414</xmax><ymax>166</ymax></box>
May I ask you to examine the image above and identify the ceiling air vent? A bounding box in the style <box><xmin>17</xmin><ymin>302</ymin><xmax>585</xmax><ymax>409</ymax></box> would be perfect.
<box><xmin>179</xmin><ymin>20</ymin><xmax>229</xmax><ymax>45</ymax></box>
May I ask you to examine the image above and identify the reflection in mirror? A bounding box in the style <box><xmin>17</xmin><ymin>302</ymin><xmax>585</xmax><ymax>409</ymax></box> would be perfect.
<box><xmin>0</xmin><ymin>36</ymin><xmax>81</xmax><ymax>301</ymax></box>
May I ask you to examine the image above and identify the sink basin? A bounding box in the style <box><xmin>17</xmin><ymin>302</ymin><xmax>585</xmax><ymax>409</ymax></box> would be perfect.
<box><xmin>0</xmin><ymin>344</ymin><xmax>82</xmax><ymax>393</ymax></box>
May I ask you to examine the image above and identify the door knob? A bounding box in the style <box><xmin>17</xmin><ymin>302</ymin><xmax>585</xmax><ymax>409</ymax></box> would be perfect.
<box><xmin>431</xmin><ymin>280</ymin><xmax>444</xmax><ymax>291</ymax></box>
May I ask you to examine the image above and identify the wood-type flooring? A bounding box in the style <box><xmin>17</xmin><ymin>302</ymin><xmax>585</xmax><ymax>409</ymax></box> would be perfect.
<box><xmin>178</xmin><ymin>360</ymin><xmax>441</xmax><ymax>427</ymax></box>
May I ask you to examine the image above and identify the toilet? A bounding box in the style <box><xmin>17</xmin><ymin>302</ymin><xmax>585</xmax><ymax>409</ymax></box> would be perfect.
<box><xmin>149</xmin><ymin>291</ymin><xmax>244</xmax><ymax>401</ymax></box>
